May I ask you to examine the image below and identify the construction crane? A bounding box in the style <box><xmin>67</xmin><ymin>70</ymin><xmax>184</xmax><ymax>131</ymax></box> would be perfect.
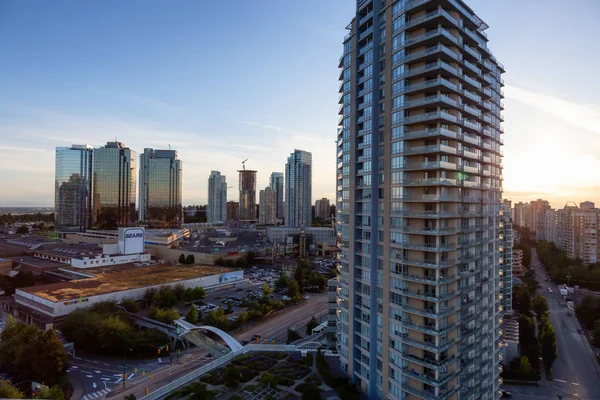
<box><xmin>242</xmin><ymin>159</ymin><xmax>248</xmax><ymax>170</ymax></box>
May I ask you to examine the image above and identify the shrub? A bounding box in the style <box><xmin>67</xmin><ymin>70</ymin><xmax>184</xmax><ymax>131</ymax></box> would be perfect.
<box><xmin>276</xmin><ymin>377</ymin><xmax>295</xmax><ymax>386</ymax></box>
<box><xmin>120</xmin><ymin>298</ymin><xmax>140</xmax><ymax>313</ymax></box>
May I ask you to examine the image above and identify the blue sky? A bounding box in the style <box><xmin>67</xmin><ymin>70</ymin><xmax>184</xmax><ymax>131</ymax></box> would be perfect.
<box><xmin>1</xmin><ymin>0</ymin><xmax>599</xmax><ymax>208</ymax></box>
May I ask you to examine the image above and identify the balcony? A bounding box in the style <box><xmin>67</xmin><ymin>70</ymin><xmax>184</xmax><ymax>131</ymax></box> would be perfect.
<box><xmin>463</xmin><ymin>44</ymin><xmax>482</xmax><ymax>61</ymax></box>
<box><xmin>401</xmin><ymin>127</ymin><xmax>458</xmax><ymax>141</ymax></box>
<box><xmin>462</xmin><ymin>104</ymin><xmax>481</xmax><ymax>118</ymax></box>
<box><xmin>398</xmin><ymin>242</ymin><xmax>458</xmax><ymax>252</ymax></box>
<box><xmin>462</xmin><ymin>89</ymin><xmax>481</xmax><ymax>103</ymax></box>
<box><xmin>400</xmin><ymin>287</ymin><xmax>461</xmax><ymax>302</ymax></box>
<box><xmin>403</xmin><ymin>304</ymin><xmax>457</xmax><ymax>319</ymax></box>
<box><xmin>400</xmin><ymin>226</ymin><xmax>458</xmax><ymax>235</ymax></box>
<box><xmin>462</xmin><ymin>119</ymin><xmax>481</xmax><ymax>132</ymax></box>
<box><xmin>402</xmin><ymin>143</ymin><xmax>457</xmax><ymax>155</ymax></box>
<box><xmin>401</xmin><ymin>161</ymin><xmax>458</xmax><ymax>171</ymax></box>
<box><xmin>358</xmin><ymin>25</ymin><xmax>373</xmax><ymax>42</ymax></box>
<box><xmin>403</xmin><ymin>177</ymin><xmax>459</xmax><ymax>187</ymax></box>
<box><xmin>403</xmin><ymin>352</ymin><xmax>458</xmax><ymax>371</ymax></box>
<box><xmin>396</xmin><ymin>273</ymin><xmax>458</xmax><ymax>285</ymax></box>
<box><xmin>396</xmin><ymin>210</ymin><xmax>459</xmax><ymax>219</ymax></box>
<box><xmin>401</xmin><ymin>367</ymin><xmax>455</xmax><ymax>388</ymax></box>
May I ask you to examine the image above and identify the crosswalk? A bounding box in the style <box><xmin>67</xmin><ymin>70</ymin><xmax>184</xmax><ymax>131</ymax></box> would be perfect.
<box><xmin>82</xmin><ymin>388</ymin><xmax>111</xmax><ymax>400</ymax></box>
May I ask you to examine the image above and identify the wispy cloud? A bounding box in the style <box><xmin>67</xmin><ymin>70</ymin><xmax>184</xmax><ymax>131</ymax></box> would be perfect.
<box><xmin>0</xmin><ymin>145</ymin><xmax>49</xmax><ymax>153</ymax></box>
<box><xmin>243</xmin><ymin>121</ymin><xmax>307</xmax><ymax>136</ymax></box>
<box><xmin>504</xmin><ymin>85</ymin><xmax>600</xmax><ymax>134</ymax></box>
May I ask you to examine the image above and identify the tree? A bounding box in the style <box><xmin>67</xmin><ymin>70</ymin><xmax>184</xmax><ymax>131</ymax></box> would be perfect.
<box><xmin>259</xmin><ymin>373</ymin><xmax>278</xmax><ymax>389</ymax></box>
<box><xmin>518</xmin><ymin>356</ymin><xmax>533</xmax><ymax>378</ymax></box>
<box><xmin>167</xmin><ymin>382</ymin><xmax>215</xmax><ymax>400</ymax></box>
<box><xmin>0</xmin><ymin>320</ymin><xmax>67</xmax><ymax>386</ymax></box>
<box><xmin>186</xmin><ymin>305</ymin><xmax>198</xmax><ymax>324</ymax></box>
<box><xmin>36</xmin><ymin>385</ymin><xmax>65</xmax><ymax>400</ymax></box>
<box><xmin>306</xmin><ymin>316</ymin><xmax>319</xmax><ymax>335</ymax></box>
<box><xmin>512</xmin><ymin>286</ymin><xmax>531</xmax><ymax>314</ymax></box>
<box><xmin>539</xmin><ymin>314</ymin><xmax>557</xmax><ymax>370</ymax></box>
<box><xmin>143</xmin><ymin>288</ymin><xmax>158</xmax><ymax>307</ymax></box>
<box><xmin>203</xmin><ymin>308</ymin><xmax>229</xmax><ymax>331</ymax></box>
<box><xmin>153</xmin><ymin>287</ymin><xmax>178</xmax><ymax>308</ymax></box>
<box><xmin>0</xmin><ymin>379</ymin><xmax>24</xmax><ymax>398</ymax></box>
<box><xmin>186</xmin><ymin>254</ymin><xmax>195</xmax><ymax>264</ymax></box>
<box><xmin>301</xmin><ymin>386</ymin><xmax>322</xmax><ymax>400</ymax></box>
<box><xmin>193</xmin><ymin>287</ymin><xmax>206</xmax><ymax>301</ymax></box>
<box><xmin>287</xmin><ymin>279</ymin><xmax>301</xmax><ymax>301</ymax></box>
<box><xmin>15</xmin><ymin>226</ymin><xmax>29</xmax><ymax>234</ymax></box>
<box><xmin>120</xmin><ymin>298</ymin><xmax>140</xmax><ymax>313</ymax></box>
<box><xmin>148</xmin><ymin>307</ymin><xmax>180</xmax><ymax>324</ymax></box>
<box><xmin>179</xmin><ymin>254</ymin><xmax>186</xmax><ymax>264</ymax></box>
<box><xmin>223</xmin><ymin>365</ymin><xmax>241</xmax><ymax>388</ymax></box>
<box><xmin>124</xmin><ymin>395</ymin><xmax>137</xmax><ymax>400</ymax></box>
<box><xmin>262</xmin><ymin>282</ymin><xmax>273</xmax><ymax>299</ymax></box>
<box><xmin>287</xmin><ymin>328</ymin><xmax>302</xmax><ymax>344</ymax></box>
<box><xmin>275</xmin><ymin>273</ymin><xmax>289</xmax><ymax>291</ymax></box>
<box><xmin>575</xmin><ymin>296</ymin><xmax>600</xmax><ymax>330</ymax></box>
<box><xmin>173</xmin><ymin>284</ymin><xmax>186</xmax><ymax>300</ymax></box>
<box><xmin>517</xmin><ymin>315</ymin><xmax>537</xmax><ymax>362</ymax></box>
<box><xmin>531</xmin><ymin>295</ymin><xmax>549</xmax><ymax>316</ymax></box>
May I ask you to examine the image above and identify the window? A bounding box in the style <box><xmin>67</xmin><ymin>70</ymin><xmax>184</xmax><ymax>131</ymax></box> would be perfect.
<box><xmin>392</xmin><ymin>126</ymin><xmax>404</xmax><ymax>139</ymax></box>
<box><xmin>391</xmin><ymin>112</ymin><xmax>403</xmax><ymax>124</ymax></box>
<box><xmin>391</xmin><ymin>156</ymin><xmax>404</xmax><ymax>169</ymax></box>
<box><xmin>392</xmin><ymin>95</ymin><xmax>404</xmax><ymax>109</ymax></box>
<box><xmin>391</xmin><ymin>141</ymin><xmax>404</xmax><ymax>154</ymax></box>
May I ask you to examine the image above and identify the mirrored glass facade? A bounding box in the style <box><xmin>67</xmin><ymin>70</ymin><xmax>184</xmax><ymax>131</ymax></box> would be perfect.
<box><xmin>93</xmin><ymin>142</ymin><xmax>137</xmax><ymax>229</ymax></box>
<box><xmin>139</xmin><ymin>149</ymin><xmax>183</xmax><ymax>228</ymax></box>
<box><xmin>55</xmin><ymin>145</ymin><xmax>94</xmax><ymax>232</ymax></box>
<box><xmin>285</xmin><ymin>149</ymin><xmax>312</xmax><ymax>228</ymax></box>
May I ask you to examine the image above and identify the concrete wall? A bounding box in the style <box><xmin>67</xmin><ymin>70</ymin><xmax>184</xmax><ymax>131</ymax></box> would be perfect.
<box><xmin>15</xmin><ymin>270</ymin><xmax>245</xmax><ymax>318</ymax></box>
<box><xmin>70</xmin><ymin>253</ymin><xmax>152</xmax><ymax>268</ymax></box>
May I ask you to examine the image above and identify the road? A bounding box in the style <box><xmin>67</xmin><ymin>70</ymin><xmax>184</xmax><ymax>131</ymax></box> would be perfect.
<box><xmin>530</xmin><ymin>248</ymin><xmax>600</xmax><ymax>399</ymax></box>
<box><xmin>106</xmin><ymin>292</ymin><xmax>328</xmax><ymax>399</ymax></box>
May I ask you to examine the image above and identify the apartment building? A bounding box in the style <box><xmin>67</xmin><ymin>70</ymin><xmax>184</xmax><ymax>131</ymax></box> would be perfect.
<box><xmin>336</xmin><ymin>0</ymin><xmax>505</xmax><ymax>399</ymax></box>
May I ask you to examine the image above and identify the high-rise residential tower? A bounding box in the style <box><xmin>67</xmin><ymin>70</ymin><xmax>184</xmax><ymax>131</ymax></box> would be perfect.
<box><xmin>92</xmin><ymin>142</ymin><xmax>137</xmax><ymax>229</ymax></box>
<box><xmin>269</xmin><ymin>172</ymin><xmax>284</xmax><ymax>222</ymax></box>
<box><xmin>238</xmin><ymin>170</ymin><xmax>257</xmax><ymax>221</ymax></box>
<box><xmin>207</xmin><ymin>171</ymin><xmax>228</xmax><ymax>223</ymax></box>
<box><xmin>285</xmin><ymin>149</ymin><xmax>312</xmax><ymax>228</ymax></box>
<box><xmin>139</xmin><ymin>148</ymin><xmax>183</xmax><ymax>228</ymax></box>
<box><xmin>55</xmin><ymin>145</ymin><xmax>94</xmax><ymax>232</ymax></box>
<box><xmin>315</xmin><ymin>198</ymin><xmax>331</xmax><ymax>220</ymax></box>
<box><xmin>259</xmin><ymin>186</ymin><xmax>277</xmax><ymax>225</ymax></box>
<box><xmin>336</xmin><ymin>1</ymin><xmax>505</xmax><ymax>399</ymax></box>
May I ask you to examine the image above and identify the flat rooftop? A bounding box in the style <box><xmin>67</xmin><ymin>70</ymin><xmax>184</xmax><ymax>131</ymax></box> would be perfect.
<box><xmin>19</xmin><ymin>263</ymin><xmax>236</xmax><ymax>302</ymax></box>
<box><xmin>11</xmin><ymin>256</ymin><xmax>65</xmax><ymax>269</ymax></box>
<box><xmin>37</xmin><ymin>242</ymin><xmax>103</xmax><ymax>257</ymax></box>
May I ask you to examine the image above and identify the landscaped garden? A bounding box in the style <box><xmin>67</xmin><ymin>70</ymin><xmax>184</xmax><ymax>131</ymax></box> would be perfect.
<box><xmin>164</xmin><ymin>350</ymin><xmax>355</xmax><ymax>400</ymax></box>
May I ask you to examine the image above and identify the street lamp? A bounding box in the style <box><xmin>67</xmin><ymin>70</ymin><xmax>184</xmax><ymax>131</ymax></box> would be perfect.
<box><xmin>123</xmin><ymin>348</ymin><xmax>134</xmax><ymax>389</ymax></box>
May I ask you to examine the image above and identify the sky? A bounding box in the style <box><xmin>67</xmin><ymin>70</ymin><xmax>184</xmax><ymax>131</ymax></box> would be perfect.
<box><xmin>1</xmin><ymin>0</ymin><xmax>599</xmax><ymax>209</ymax></box>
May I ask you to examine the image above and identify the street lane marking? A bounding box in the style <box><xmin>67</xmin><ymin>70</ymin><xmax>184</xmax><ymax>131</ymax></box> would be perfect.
<box><xmin>94</xmin><ymin>370</ymin><xmax>102</xmax><ymax>374</ymax></box>
<box><xmin>555</xmin><ymin>379</ymin><xmax>567</xmax><ymax>383</ymax></box>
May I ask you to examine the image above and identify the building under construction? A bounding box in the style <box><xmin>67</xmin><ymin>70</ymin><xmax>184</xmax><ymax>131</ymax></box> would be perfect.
<box><xmin>238</xmin><ymin>170</ymin><xmax>257</xmax><ymax>221</ymax></box>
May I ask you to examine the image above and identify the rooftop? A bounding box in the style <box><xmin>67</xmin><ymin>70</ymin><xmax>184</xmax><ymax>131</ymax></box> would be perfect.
<box><xmin>36</xmin><ymin>242</ymin><xmax>103</xmax><ymax>258</ymax></box>
<box><xmin>11</xmin><ymin>255</ymin><xmax>65</xmax><ymax>269</ymax></box>
<box><xmin>19</xmin><ymin>263</ymin><xmax>236</xmax><ymax>302</ymax></box>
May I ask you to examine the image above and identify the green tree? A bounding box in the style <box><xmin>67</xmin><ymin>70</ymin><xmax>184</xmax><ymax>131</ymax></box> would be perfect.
<box><xmin>259</xmin><ymin>373</ymin><xmax>278</xmax><ymax>389</ymax></box>
<box><xmin>193</xmin><ymin>287</ymin><xmax>206</xmax><ymax>301</ymax></box>
<box><xmin>287</xmin><ymin>328</ymin><xmax>302</xmax><ymax>343</ymax></box>
<box><xmin>124</xmin><ymin>395</ymin><xmax>137</xmax><ymax>400</ymax></box>
<box><xmin>301</xmin><ymin>386</ymin><xmax>322</xmax><ymax>400</ymax></box>
<box><xmin>120</xmin><ymin>298</ymin><xmax>140</xmax><ymax>313</ymax></box>
<box><xmin>306</xmin><ymin>316</ymin><xmax>319</xmax><ymax>335</ymax></box>
<box><xmin>518</xmin><ymin>355</ymin><xmax>533</xmax><ymax>378</ymax></box>
<box><xmin>186</xmin><ymin>305</ymin><xmax>198</xmax><ymax>324</ymax></box>
<box><xmin>149</xmin><ymin>308</ymin><xmax>180</xmax><ymax>324</ymax></box>
<box><xmin>179</xmin><ymin>254</ymin><xmax>186</xmax><ymax>264</ymax></box>
<box><xmin>517</xmin><ymin>315</ymin><xmax>538</xmax><ymax>362</ymax></box>
<box><xmin>186</xmin><ymin>254</ymin><xmax>195</xmax><ymax>264</ymax></box>
<box><xmin>166</xmin><ymin>382</ymin><xmax>215</xmax><ymax>400</ymax></box>
<box><xmin>575</xmin><ymin>296</ymin><xmax>600</xmax><ymax>330</ymax></box>
<box><xmin>0</xmin><ymin>379</ymin><xmax>24</xmax><ymax>398</ymax></box>
<box><xmin>15</xmin><ymin>226</ymin><xmax>29</xmax><ymax>234</ymax></box>
<box><xmin>36</xmin><ymin>385</ymin><xmax>65</xmax><ymax>400</ymax></box>
<box><xmin>0</xmin><ymin>321</ymin><xmax>67</xmax><ymax>386</ymax></box>
<box><xmin>512</xmin><ymin>286</ymin><xmax>531</xmax><ymax>314</ymax></box>
<box><xmin>275</xmin><ymin>272</ymin><xmax>289</xmax><ymax>291</ymax></box>
<box><xmin>531</xmin><ymin>295</ymin><xmax>549</xmax><ymax>316</ymax></box>
<box><xmin>143</xmin><ymin>288</ymin><xmax>158</xmax><ymax>307</ymax></box>
<box><xmin>203</xmin><ymin>308</ymin><xmax>229</xmax><ymax>331</ymax></box>
<box><xmin>173</xmin><ymin>284</ymin><xmax>186</xmax><ymax>300</ymax></box>
<box><xmin>287</xmin><ymin>279</ymin><xmax>301</xmax><ymax>301</ymax></box>
<box><xmin>539</xmin><ymin>314</ymin><xmax>557</xmax><ymax>370</ymax></box>
<box><xmin>223</xmin><ymin>365</ymin><xmax>241</xmax><ymax>388</ymax></box>
<box><xmin>153</xmin><ymin>287</ymin><xmax>178</xmax><ymax>308</ymax></box>
<box><xmin>262</xmin><ymin>282</ymin><xmax>273</xmax><ymax>299</ymax></box>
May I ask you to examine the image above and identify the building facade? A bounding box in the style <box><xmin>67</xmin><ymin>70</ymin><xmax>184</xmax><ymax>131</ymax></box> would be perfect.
<box><xmin>500</xmin><ymin>201</ymin><xmax>513</xmax><ymax>314</ymax></box>
<box><xmin>336</xmin><ymin>1</ymin><xmax>505</xmax><ymax>399</ymax></box>
<box><xmin>55</xmin><ymin>145</ymin><xmax>94</xmax><ymax>232</ymax></box>
<box><xmin>270</xmin><ymin>172</ymin><xmax>285</xmax><ymax>222</ymax></box>
<box><xmin>285</xmin><ymin>149</ymin><xmax>312</xmax><ymax>228</ymax></box>
<box><xmin>208</xmin><ymin>171</ymin><xmax>228</xmax><ymax>223</ymax></box>
<box><xmin>513</xmin><ymin>202</ymin><xmax>529</xmax><ymax>229</ymax></box>
<box><xmin>92</xmin><ymin>142</ymin><xmax>137</xmax><ymax>229</ymax></box>
<box><xmin>559</xmin><ymin>204</ymin><xmax>599</xmax><ymax>264</ymax></box>
<box><xmin>536</xmin><ymin>208</ymin><xmax>557</xmax><ymax>244</ymax></box>
<box><xmin>238</xmin><ymin>170</ymin><xmax>257</xmax><ymax>221</ymax></box>
<box><xmin>226</xmin><ymin>201</ymin><xmax>240</xmax><ymax>222</ymax></box>
<box><xmin>138</xmin><ymin>149</ymin><xmax>183</xmax><ymax>228</ymax></box>
<box><xmin>315</xmin><ymin>198</ymin><xmax>331</xmax><ymax>220</ymax></box>
<box><xmin>259</xmin><ymin>187</ymin><xmax>277</xmax><ymax>225</ymax></box>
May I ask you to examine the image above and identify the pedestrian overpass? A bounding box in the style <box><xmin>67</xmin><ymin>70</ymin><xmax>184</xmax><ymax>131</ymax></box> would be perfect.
<box><xmin>173</xmin><ymin>319</ymin><xmax>243</xmax><ymax>357</ymax></box>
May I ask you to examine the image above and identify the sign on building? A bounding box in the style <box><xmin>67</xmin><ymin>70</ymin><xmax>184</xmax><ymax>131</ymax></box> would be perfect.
<box><xmin>118</xmin><ymin>227</ymin><xmax>145</xmax><ymax>255</ymax></box>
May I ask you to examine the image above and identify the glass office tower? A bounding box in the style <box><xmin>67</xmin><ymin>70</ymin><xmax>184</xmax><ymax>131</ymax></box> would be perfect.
<box><xmin>139</xmin><ymin>148</ymin><xmax>183</xmax><ymax>228</ymax></box>
<box><xmin>207</xmin><ymin>170</ymin><xmax>227</xmax><ymax>223</ymax></box>
<box><xmin>285</xmin><ymin>150</ymin><xmax>312</xmax><ymax>228</ymax></box>
<box><xmin>336</xmin><ymin>1</ymin><xmax>505</xmax><ymax>399</ymax></box>
<box><xmin>93</xmin><ymin>142</ymin><xmax>137</xmax><ymax>229</ymax></box>
<box><xmin>269</xmin><ymin>172</ymin><xmax>284</xmax><ymax>222</ymax></box>
<box><xmin>55</xmin><ymin>145</ymin><xmax>94</xmax><ymax>232</ymax></box>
